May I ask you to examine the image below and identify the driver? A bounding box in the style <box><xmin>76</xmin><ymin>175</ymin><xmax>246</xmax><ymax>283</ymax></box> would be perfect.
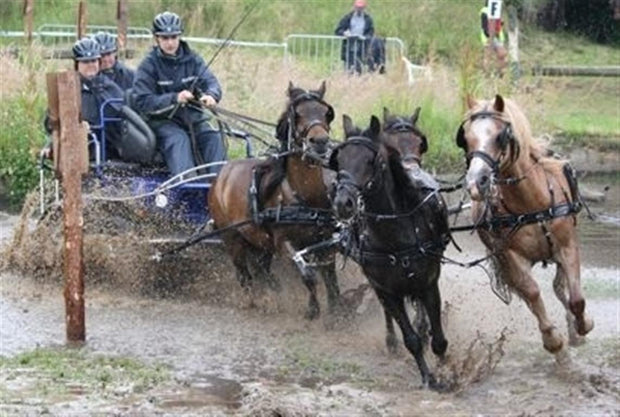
<box><xmin>133</xmin><ymin>11</ymin><xmax>226</xmax><ymax>176</ymax></box>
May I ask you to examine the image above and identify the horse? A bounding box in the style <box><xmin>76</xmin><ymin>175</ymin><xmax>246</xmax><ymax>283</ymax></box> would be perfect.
<box><xmin>330</xmin><ymin>114</ymin><xmax>451</xmax><ymax>390</ymax></box>
<box><xmin>208</xmin><ymin>81</ymin><xmax>343</xmax><ymax>320</ymax></box>
<box><xmin>455</xmin><ymin>94</ymin><xmax>594</xmax><ymax>355</ymax></box>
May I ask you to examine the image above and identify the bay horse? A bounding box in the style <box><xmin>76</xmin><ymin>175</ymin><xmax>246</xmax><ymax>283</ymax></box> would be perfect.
<box><xmin>208</xmin><ymin>81</ymin><xmax>342</xmax><ymax>320</ymax></box>
<box><xmin>455</xmin><ymin>94</ymin><xmax>594</xmax><ymax>355</ymax></box>
<box><xmin>330</xmin><ymin>114</ymin><xmax>451</xmax><ymax>390</ymax></box>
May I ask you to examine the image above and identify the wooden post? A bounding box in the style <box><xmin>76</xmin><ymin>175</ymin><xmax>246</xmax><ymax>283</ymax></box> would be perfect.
<box><xmin>47</xmin><ymin>70</ymin><xmax>89</xmax><ymax>344</ymax></box>
<box><xmin>23</xmin><ymin>0</ymin><xmax>34</xmax><ymax>46</ymax></box>
<box><xmin>117</xmin><ymin>0</ymin><xmax>128</xmax><ymax>59</ymax></box>
<box><xmin>77</xmin><ymin>0</ymin><xmax>87</xmax><ymax>40</ymax></box>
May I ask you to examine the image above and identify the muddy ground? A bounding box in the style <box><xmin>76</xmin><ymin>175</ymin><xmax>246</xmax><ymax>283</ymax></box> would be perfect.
<box><xmin>0</xmin><ymin>177</ymin><xmax>618</xmax><ymax>416</ymax></box>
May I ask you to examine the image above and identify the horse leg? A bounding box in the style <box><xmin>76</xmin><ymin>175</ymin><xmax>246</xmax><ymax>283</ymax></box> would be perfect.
<box><xmin>318</xmin><ymin>253</ymin><xmax>344</xmax><ymax>315</ymax></box>
<box><xmin>225</xmin><ymin>234</ymin><xmax>254</xmax><ymax>289</ymax></box>
<box><xmin>376</xmin><ymin>289</ymin><xmax>441</xmax><ymax>390</ymax></box>
<box><xmin>553</xmin><ymin>264</ymin><xmax>582</xmax><ymax>346</ymax></box>
<box><xmin>383</xmin><ymin>308</ymin><xmax>398</xmax><ymax>355</ymax></box>
<box><xmin>420</xmin><ymin>278</ymin><xmax>448</xmax><ymax>357</ymax></box>
<box><xmin>282</xmin><ymin>241</ymin><xmax>320</xmax><ymax>320</ymax></box>
<box><xmin>246</xmin><ymin>246</ymin><xmax>281</xmax><ymax>291</ymax></box>
<box><xmin>503</xmin><ymin>252</ymin><xmax>564</xmax><ymax>354</ymax></box>
<box><xmin>411</xmin><ymin>300</ymin><xmax>430</xmax><ymax>349</ymax></box>
<box><xmin>556</xmin><ymin>241</ymin><xmax>594</xmax><ymax>338</ymax></box>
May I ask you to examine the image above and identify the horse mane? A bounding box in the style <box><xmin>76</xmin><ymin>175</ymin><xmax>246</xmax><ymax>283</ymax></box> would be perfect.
<box><xmin>467</xmin><ymin>97</ymin><xmax>566</xmax><ymax>169</ymax></box>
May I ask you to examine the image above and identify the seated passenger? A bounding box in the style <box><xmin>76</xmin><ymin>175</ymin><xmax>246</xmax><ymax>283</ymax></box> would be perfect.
<box><xmin>43</xmin><ymin>37</ymin><xmax>125</xmax><ymax>161</ymax></box>
<box><xmin>133</xmin><ymin>11</ymin><xmax>226</xmax><ymax>177</ymax></box>
<box><xmin>93</xmin><ymin>31</ymin><xmax>135</xmax><ymax>91</ymax></box>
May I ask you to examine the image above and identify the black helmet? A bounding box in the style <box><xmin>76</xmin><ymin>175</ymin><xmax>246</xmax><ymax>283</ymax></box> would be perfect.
<box><xmin>152</xmin><ymin>11</ymin><xmax>183</xmax><ymax>35</ymax></box>
<box><xmin>72</xmin><ymin>37</ymin><xmax>101</xmax><ymax>61</ymax></box>
<box><xmin>93</xmin><ymin>31</ymin><xmax>117</xmax><ymax>54</ymax></box>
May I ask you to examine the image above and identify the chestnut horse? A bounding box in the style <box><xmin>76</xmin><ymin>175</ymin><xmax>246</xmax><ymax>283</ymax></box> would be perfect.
<box><xmin>208</xmin><ymin>81</ymin><xmax>342</xmax><ymax>320</ymax></box>
<box><xmin>330</xmin><ymin>115</ymin><xmax>450</xmax><ymax>390</ymax></box>
<box><xmin>455</xmin><ymin>94</ymin><xmax>594</xmax><ymax>355</ymax></box>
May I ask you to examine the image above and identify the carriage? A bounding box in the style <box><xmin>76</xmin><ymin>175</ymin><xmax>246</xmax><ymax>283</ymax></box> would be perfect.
<box><xmin>38</xmin><ymin>95</ymin><xmax>257</xmax><ymax>238</ymax></box>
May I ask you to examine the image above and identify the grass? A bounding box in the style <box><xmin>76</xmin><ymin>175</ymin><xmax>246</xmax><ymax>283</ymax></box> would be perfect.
<box><xmin>0</xmin><ymin>347</ymin><xmax>170</xmax><ymax>402</ymax></box>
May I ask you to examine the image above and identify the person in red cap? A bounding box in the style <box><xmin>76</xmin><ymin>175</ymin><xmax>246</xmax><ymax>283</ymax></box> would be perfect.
<box><xmin>335</xmin><ymin>0</ymin><xmax>374</xmax><ymax>74</ymax></box>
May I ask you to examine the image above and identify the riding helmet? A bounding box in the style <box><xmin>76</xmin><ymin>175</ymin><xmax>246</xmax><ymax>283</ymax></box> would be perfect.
<box><xmin>152</xmin><ymin>11</ymin><xmax>183</xmax><ymax>35</ymax></box>
<box><xmin>93</xmin><ymin>31</ymin><xmax>117</xmax><ymax>54</ymax></box>
<box><xmin>72</xmin><ymin>37</ymin><xmax>101</xmax><ymax>61</ymax></box>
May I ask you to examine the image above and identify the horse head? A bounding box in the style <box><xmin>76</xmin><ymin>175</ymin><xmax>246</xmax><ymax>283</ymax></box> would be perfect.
<box><xmin>275</xmin><ymin>80</ymin><xmax>335</xmax><ymax>161</ymax></box>
<box><xmin>382</xmin><ymin>107</ymin><xmax>440</xmax><ymax>193</ymax></box>
<box><xmin>330</xmin><ymin>114</ymin><xmax>383</xmax><ymax>221</ymax></box>
<box><xmin>455</xmin><ymin>94</ymin><xmax>520</xmax><ymax>201</ymax></box>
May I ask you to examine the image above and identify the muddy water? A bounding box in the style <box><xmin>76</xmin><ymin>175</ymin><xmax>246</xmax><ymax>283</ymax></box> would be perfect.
<box><xmin>0</xmin><ymin>177</ymin><xmax>618</xmax><ymax>415</ymax></box>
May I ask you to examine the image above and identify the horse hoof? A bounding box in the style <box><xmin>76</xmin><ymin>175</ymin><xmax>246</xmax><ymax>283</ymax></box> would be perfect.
<box><xmin>542</xmin><ymin>327</ymin><xmax>564</xmax><ymax>353</ymax></box>
<box><xmin>431</xmin><ymin>338</ymin><xmax>448</xmax><ymax>357</ymax></box>
<box><xmin>425</xmin><ymin>374</ymin><xmax>451</xmax><ymax>393</ymax></box>
<box><xmin>576</xmin><ymin>316</ymin><xmax>594</xmax><ymax>336</ymax></box>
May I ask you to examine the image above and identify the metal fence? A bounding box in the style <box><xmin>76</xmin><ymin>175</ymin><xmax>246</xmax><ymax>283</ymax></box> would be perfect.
<box><xmin>1</xmin><ymin>26</ymin><xmax>412</xmax><ymax>77</ymax></box>
<box><xmin>285</xmin><ymin>34</ymin><xmax>405</xmax><ymax>74</ymax></box>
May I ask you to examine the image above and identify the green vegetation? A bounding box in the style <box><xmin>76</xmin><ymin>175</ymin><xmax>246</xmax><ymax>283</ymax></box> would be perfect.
<box><xmin>0</xmin><ymin>1</ymin><xmax>618</xmax><ymax>207</ymax></box>
<box><xmin>0</xmin><ymin>347</ymin><xmax>170</xmax><ymax>402</ymax></box>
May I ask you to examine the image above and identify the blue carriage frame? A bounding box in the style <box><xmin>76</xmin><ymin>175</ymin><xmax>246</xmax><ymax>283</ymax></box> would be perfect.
<box><xmin>40</xmin><ymin>97</ymin><xmax>255</xmax><ymax>227</ymax></box>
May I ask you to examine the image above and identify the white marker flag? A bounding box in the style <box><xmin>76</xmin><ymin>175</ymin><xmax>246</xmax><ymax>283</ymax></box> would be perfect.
<box><xmin>487</xmin><ymin>0</ymin><xmax>503</xmax><ymax>19</ymax></box>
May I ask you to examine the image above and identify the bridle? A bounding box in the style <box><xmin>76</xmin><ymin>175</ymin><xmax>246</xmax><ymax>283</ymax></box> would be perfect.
<box><xmin>285</xmin><ymin>92</ymin><xmax>335</xmax><ymax>153</ymax></box>
<box><xmin>456</xmin><ymin>111</ymin><xmax>519</xmax><ymax>185</ymax></box>
<box><xmin>330</xmin><ymin>137</ymin><xmax>386</xmax><ymax>206</ymax></box>
<box><xmin>383</xmin><ymin>118</ymin><xmax>424</xmax><ymax>166</ymax></box>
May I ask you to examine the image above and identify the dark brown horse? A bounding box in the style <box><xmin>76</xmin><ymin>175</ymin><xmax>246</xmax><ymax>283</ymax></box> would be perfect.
<box><xmin>456</xmin><ymin>94</ymin><xmax>594</xmax><ymax>356</ymax></box>
<box><xmin>330</xmin><ymin>115</ymin><xmax>450</xmax><ymax>390</ymax></box>
<box><xmin>208</xmin><ymin>81</ymin><xmax>342</xmax><ymax>319</ymax></box>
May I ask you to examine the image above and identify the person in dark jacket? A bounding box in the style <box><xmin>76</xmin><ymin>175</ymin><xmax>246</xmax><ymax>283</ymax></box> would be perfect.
<box><xmin>335</xmin><ymin>0</ymin><xmax>374</xmax><ymax>74</ymax></box>
<box><xmin>43</xmin><ymin>37</ymin><xmax>125</xmax><ymax>161</ymax></box>
<box><xmin>132</xmin><ymin>11</ymin><xmax>226</xmax><ymax>177</ymax></box>
<box><xmin>93</xmin><ymin>31</ymin><xmax>135</xmax><ymax>91</ymax></box>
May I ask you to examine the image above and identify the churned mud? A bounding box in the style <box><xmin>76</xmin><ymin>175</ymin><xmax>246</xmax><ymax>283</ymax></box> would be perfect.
<box><xmin>0</xmin><ymin>178</ymin><xmax>618</xmax><ymax>416</ymax></box>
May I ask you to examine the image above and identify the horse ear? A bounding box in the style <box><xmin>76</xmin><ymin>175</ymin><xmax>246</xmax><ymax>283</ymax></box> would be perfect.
<box><xmin>383</xmin><ymin>107</ymin><xmax>390</xmax><ymax>123</ymax></box>
<box><xmin>317</xmin><ymin>80</ymin><xmax>326</xmax><ymax>99</ymax></box>
<box><xmin>493</xmin><ymin>94</ymin><xmax>505</xmax><ymax>113</ymax></box>
<box><xmin>287</xmin><ymin>81</ymin><xmax>295</xmax><ymax>97</ymax></box>
<box><xmin>369</xmin><ymin>115</ymin><xmax>381</xmax><ymax>141</ymax></box>
<box><xmin>411</xmin><ymin>106</ymin><xmax>421</xmax><ymax>125</ymax></box>
<box><xmin>466</xmin><ymin>94</ymin><xmax>477</xmax><ymax>109</ymax></box>
<box><xmin>342</xmin><ymin>114</ymin><xmax>354</xmax><ymax>138</ymax></box>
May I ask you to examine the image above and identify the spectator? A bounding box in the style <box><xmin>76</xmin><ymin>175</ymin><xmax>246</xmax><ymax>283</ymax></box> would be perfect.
<box><xmin>93</xmin><ymin>31</ymin><xmax>135</xmax><ymax>91</ymax></box>
<box><xmin>335</xmin><ymin>0</ymin><xmax>374</xmax><ymax>74</ymax></box>
<box><xmin>43</xmin><ymin>37</ymin><xmax>125</xmax><ymax>161</ymax></box>
<box><xmin>133</xmin><ymin>11</ymin><xmax>226</xmax><ymax>176</ymax></box>
<box><xmin>480</xmin><ymin>1</ymin><xmax>508</xmax><ymax>75</ymax></box>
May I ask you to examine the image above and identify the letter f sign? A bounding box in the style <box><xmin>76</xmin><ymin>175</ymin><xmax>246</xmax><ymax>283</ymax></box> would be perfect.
<box><xmin>487</xmin><ymin>0</ymin><xmax>502</xmax><ymax>19</ymax></box>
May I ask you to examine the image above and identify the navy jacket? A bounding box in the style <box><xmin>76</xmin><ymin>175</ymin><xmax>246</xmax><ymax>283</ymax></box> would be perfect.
<box><xmin>133</xmin><ymin>40</ymin><xmax>221</xmax><ymax>127</ymax></box>
<box><xmin>335</xmin><ymin>11</ymin><xmax>375</xmax><ymax>61</ymax></box>
<box><xmin>44</xmin><ymin>73</ymin><xmax>124</xmax><ymax>159</ymax></box>
<box><xmin>101</xmin><ymin>60</ymin><xmax>135</xmax><ymax>91</ymax></box>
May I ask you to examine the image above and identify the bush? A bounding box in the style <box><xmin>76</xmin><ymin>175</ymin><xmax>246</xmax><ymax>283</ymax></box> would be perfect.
<box><xmin>0</xmin><ymin>93</ymin><xmax>47</xmax><ymax>209</ymax></box>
